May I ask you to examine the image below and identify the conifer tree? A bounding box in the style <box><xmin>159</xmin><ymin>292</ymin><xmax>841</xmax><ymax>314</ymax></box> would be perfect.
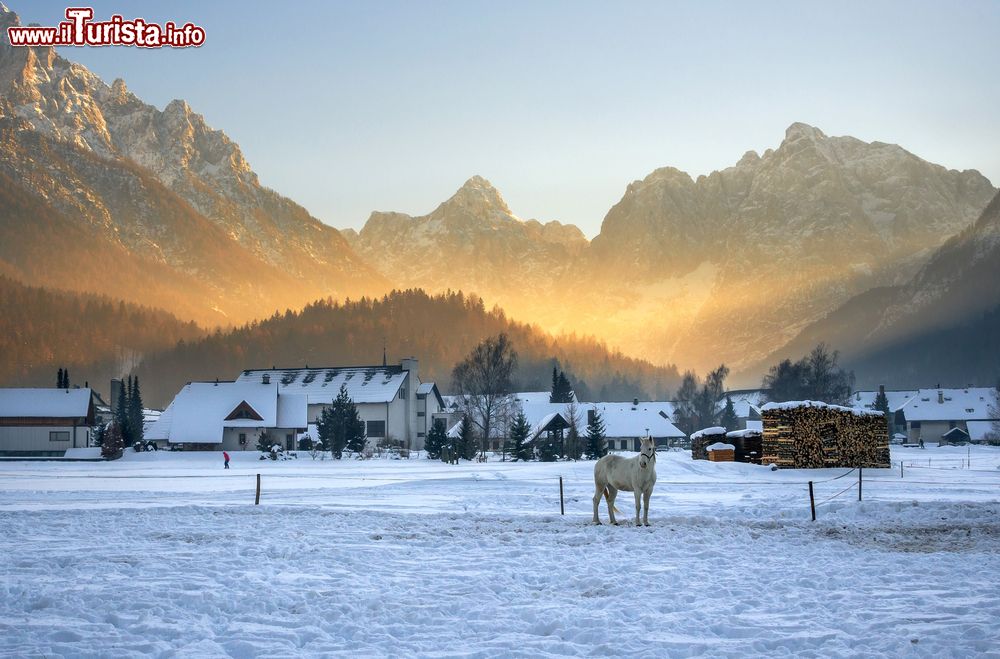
<box><xmin>115</xmin><ymin>381</ymin><xmax>131</xmax><ymax>445</ymax></box>
<box><xmin>564</xmin><ymin>402</ymin><xmax>583</xmax><ymax>459</ymax></box>
<box><xmin>719</xmin><ymin>396</ymin><xmax>739</xmax><ymax>431</ymax></box>
<box><xmin>506</xmin><ymin>411</ymin><xmax>532</xmax><ymax>461</ymax></box>
<box><xmin>101</xmin><ymin>422</ymin><xmax>124</xmax><ymax>459</ymax></box>
<box><xmin>63</xmin><ymin>368</ymin><xmax>69</xmax><ymax>388</ymax></box>
<box><xmin>256</xmin><ymin>430</ymin><xmax>274</xmax><ymax>454</ymax></box>
<box><xmin>872</xmin><ymin>389</ymin><xmax>893</xmax><ymax>439</ymax></box>
<box><xmin>456</xmin><ymin>416</ymin><xmax>477</xmax><ymax>461</ymax></box>
<box><xmin>425</xmin><ymin>419</ymin><xmax>447</xmax><ymax>460</ymax></box>
<box><xmin>129</xmin><ymin>376</ymin><xmax>145</xmax><ymax>444</ymax></box>
<box><xmin>57</xmin><ymin>367</ymin><xmax>64</xmax><ymax>389</ymax></box>
<box><xmin>536</xmin><ymin>431</ymin><xmax>559</xmax><ymax>462</ymax></box>
<box><xmin>585</xmin><ymin>409</ymin><xmax>607</xmax><ymax>459</ymax></box>
<box><xmin>342</xmin><ymin>393</ymin><xmax>367</xmax><ymax>455</ymax></box>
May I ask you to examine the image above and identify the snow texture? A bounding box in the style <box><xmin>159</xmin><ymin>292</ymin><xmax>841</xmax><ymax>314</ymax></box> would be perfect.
<box><xmin>759</xmin><ymin>400</ymin><xmax>884</xmax><ymax>417</ymax></box>
<box><xmin>1</xmin><ymin>446</ymin><xmax>999</xmax><ymax>657</ymax></box>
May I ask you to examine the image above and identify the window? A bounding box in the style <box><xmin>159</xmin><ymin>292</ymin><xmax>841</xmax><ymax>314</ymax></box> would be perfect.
<box><xmin>417</xmin><ymin>411</ymin><xmax>425</xmax><ymax>417</ymax></box>
<box><xmin>911</xmin><ymin>421</ymin><xmax>921</xmax><ymax>429</ymax></box>
<box><xmin>239</xmin><ymin>433</ymin><xmax>247</xmax><ymax>445</ymax></box>
<box><xmin>399</xmin><ymin>387</ymin><xmax>406</xmax><ymax>400</ymax></box>
<box><xmin>286</xmin><ymin>434</ymin><xmax>294</xmax><ymax>450</ymax></box>
<box><xmin>417</xmin><ymin>432</ymin><xmax>425</xmax><ymax>438</ymax></box>
<box><xmin>49</xmin><ymin>431</ymin><xmax>70</xmax><ymax>442</ymax></box>
<box><xmin>366</xmin><ymin>420</ymin><xmax>386</xmax><ymax>438</ymax></box>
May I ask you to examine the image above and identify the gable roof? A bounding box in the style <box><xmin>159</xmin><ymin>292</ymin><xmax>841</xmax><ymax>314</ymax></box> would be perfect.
<box><xmin>416</xmin><ymin>382</ymin><xmax>445</xmax><ymax>408</ymax></box>
<box><xmin>236</xmin><ymin>366</ymin><xmax>407</xmax><ymax>404</ymax></box>
<box><xmin>0</xmin><ymin>388</ymin><xmax>92</xmax><ymax>419</ymax></box>
<box><xmin>149</xmin><ymin>381</ymin><xmax>282</xmax><ymax>444</ymax></box>
<box><xmin>849</xmin><ymin>389</ymin><xmax>919</xmax><ymax>413</ymax></box>
<box><xmin>900</xmin><ymin>388</ymin><xmax>997</xmax><ymax>422</ymax></box>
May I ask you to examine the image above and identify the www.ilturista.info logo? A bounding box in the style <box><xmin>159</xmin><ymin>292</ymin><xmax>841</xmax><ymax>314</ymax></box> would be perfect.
<box><xmin>7</xmin><ymin>7</ymin><xmax>205</xmax><ymax>48</ymax></box>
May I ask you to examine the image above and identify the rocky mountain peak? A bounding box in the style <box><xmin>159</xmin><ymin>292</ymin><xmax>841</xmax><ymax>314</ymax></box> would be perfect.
<box><xmin>436</xmin><ymin>175</ymin><xmax>513</xmax><ymax>218</ymax></box>
<box><xmin>783</xmin><ymin>121</ymin><xmax>827</xmax><ymax>142</ymax></box>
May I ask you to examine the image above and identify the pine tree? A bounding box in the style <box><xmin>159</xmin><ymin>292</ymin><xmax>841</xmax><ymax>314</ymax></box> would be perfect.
<box><xmin>343</xmin><ymin>394</ymin><xmax>367</xmax><ymax>455</ymax></box>
<box><xmin>256</xmin><ymin>430</ymin><xmax>274</xmax><ymax>455</ymax></box>
<box><xmin>129</xmin><ymin>376</ymin><xmax>145</xmax><ymax>444</ymax></box>
<box><xmin>536</xmin><ymin>431</ymin><xmax>559</xmax><ymax>462</ymax></box>
<box><xmin>425</xmin><ymin>419</ymin><xmax>447</xmax><ymax>460</ymax></box>
<box><xmin>92</xmin><ymin>423</ymin><xmax>106</xmax><ymax>448</ymax></box>
<box><xmin>115</xmin><ymin>380</ymin><xmax>131</xmax><ymax>446</ymax></box>
<box><xmin>57</xmin><ymin>367</ymin><xmax>64</xmax><ymax>389</ymax></box>
<box><xmin>101</xmin><ymin>422</ymin><xmax>124</xmax><ymax>459</ymax></box>
<box><xmin>549</xmin><ymin>368</ymin><xmax>574</xmax><ymax>403</ymax></box>
<box><xmin>585</xmin><ymin>409</ymin><xmax>607</xmax><ymax>459</ymax></box>
<box><xmin>63</xmin><ymin>368</ymin><xmax>69</xmax><ymax>388</ymax></box>
<box><xmin>317</xmin><ymin>405</ymin><xmax>345</xmax><ymax>459</ymax></box>
<box><xmin>506</xmin><ymin>411</ymin><xmax>532</xmax><ymax>461</ymax></box>
<box><xmin>719</xmin><ymin>396</ymin><xmax>738</xmax><ymax>431</ymax></box>
<box><xmin>872</xmin><ymin>389</ymin><xmax>893</xmax><ymax>440</ymax></box>
<box><xmin>456</xmin><ymin>416</ymin><xmax>477</xmax><ymax>461</ymax></box>
<box><xmin>550</xmin><ymin>367</ymin><xmax>559</xmax><ymax>403</ymax></box>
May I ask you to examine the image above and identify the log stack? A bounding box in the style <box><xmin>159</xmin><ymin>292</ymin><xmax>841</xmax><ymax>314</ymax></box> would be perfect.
<box><xmin>691</xmin><ymin>426</ymin><xmax>727</xmax><ymax>460</ymax></box>
<box><xmin>725</xmin><ymin>429</ymin><xmax>762</xmax><ymax>464</ymax></box>
<box><xmin>760</xmin><ymin>401</ymin><xmax>889</xmax><ymax>469</ymax></box>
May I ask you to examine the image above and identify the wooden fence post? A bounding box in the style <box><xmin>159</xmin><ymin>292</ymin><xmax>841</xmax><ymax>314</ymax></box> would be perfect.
<box><xmin>900</xmin><ymin>461</ymin><xmax>904</xmax><ymax>478</ymax></box>
<box><xmin>255</xmin><ymin>473</ymin><xmax>261</xmax><ymax>505</ymax></box>
<box><xmin>559</xmin><ymin>476</ymin><xmax>565</xmax><ymax>515</ymax></box>
<box><xmin>858</xmin><ymin>467</ymin><xmax>863</xmax><ymax>501</ymax></box>
<box><xmin>808</xmin><ymin>481</ymin><xmax>816</xmax><ymax>521</ymax></box>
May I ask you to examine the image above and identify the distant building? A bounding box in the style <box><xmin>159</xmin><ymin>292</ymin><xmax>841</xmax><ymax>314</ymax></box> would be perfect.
<box><xmin>448</xmin><ymin>397</ymin><xmax>685</xmax><ymax>454</ymax></box>
<box><xmin>148</xmin><ymin>359</ymin><xmax>443</xmax><ymax>452</ymax></box>
<box><xmin>716</xmin><ymin>389</ymin><xmax>767</xmax><ymax>430</ymax></box>
<box><xmin>898</xmin><ymin>387</ymin><xmax>999</xmax><ymax>445</ymax></box>
<box><xmin>0</xmin><ymin>388</ymin><xmax>95</xmax><ymax>457</ymax></box>
<box><xmin>848</xmin><ymin>385</ymin><xmax>918</xmax><ymax>435</ymax></box>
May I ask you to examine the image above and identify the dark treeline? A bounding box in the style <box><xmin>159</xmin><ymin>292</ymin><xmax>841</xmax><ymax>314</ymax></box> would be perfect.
<box><xmin>0</xmin><ymin>275</ymin><xmax>203</xmax><ymax>389</ymax></box>
<box><xmin>134</xmin><ymin>289</ymin><xmax>683</xmax><ymax>408</ymax></box>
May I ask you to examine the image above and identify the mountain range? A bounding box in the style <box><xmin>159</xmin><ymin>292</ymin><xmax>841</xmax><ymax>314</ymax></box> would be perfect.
<box><xmin>1</xmin><ymin>2</ymin><xmax>997</xmax><ymax>393</ymax></box>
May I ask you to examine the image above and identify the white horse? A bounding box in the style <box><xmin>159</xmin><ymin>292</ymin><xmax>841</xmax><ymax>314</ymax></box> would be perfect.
<box><xmin>593</xmin><ymin>435</ymin><xmax>657</xmax><ymax>526</ymax></box>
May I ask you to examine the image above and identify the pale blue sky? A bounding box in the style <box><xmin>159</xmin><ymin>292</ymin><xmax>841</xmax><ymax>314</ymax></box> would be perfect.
<box><xmin>13</xmin><ymin>1</ymin><xmax>1000</xmax><ymax>236</ymax></box>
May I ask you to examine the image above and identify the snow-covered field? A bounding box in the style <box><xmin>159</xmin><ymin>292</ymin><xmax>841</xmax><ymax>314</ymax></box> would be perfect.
<box><xmin>1</xmin><ymin>446</ymin><xmax>998</xmax><ymax>657</ymax></box>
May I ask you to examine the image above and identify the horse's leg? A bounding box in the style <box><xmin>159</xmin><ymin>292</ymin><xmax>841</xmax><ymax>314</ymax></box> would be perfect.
<box><xmin>607</xmin><ymin>487</ymin><xmax>619</xmax><ymax>525</ymax></box>
<box><xmin>633</xmin><ymin>489</ymin><xmax>642</xmax><ymax>526</ymax></box>
<box><xmin>592</xmin><ymin>482</ymin><xmax>604</xmax><ymax>524</ymax></box>
<box><xmin>642</xmin><ymin>489</ymin><xmax>652</xmax><ymax>526</ymax></box>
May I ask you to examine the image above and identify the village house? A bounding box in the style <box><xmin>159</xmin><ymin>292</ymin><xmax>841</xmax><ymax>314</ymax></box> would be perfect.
<box><xmin>148</xmin><ymin>359</ymin><xmax>443</xmax><ymax>452</ymax></box>
<box><xmin>0</xmin><ymin>388</ymin><xmax>95</xmax><ymax>457</ymax></box>
<box><xmin>898</xmin><ymin>387</ymin><xmax>999</xmax><ymax>445</ymax></box>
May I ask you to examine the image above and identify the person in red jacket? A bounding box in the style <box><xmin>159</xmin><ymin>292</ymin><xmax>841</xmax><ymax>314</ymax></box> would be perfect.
<box><xmin>223</xmin><ymin>451</ymin><xmax>230</xmax><ymax>469</ymax></box>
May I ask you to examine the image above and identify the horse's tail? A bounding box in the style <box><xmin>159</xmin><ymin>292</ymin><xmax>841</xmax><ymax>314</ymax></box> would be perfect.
<box><xmin>603</xmin><ymin>487</ymin><xmax>621</xmax><ymax>514</ymax></box>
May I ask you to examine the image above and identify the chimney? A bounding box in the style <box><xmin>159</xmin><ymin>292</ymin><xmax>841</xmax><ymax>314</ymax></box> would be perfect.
<box><xmin>262</xmin><ymin>373</ymin><xmax>270</xmax><ymax>385</ymax></box>
<box><xmin>879</xmin><ymin>384</ymin><xmax>885</xmax><ymax>396</ymax></box>
<box><xmin>401</xmin><ymin>357</ymin><xmax>418</xmax><ymax>381</ymax></box>
<box><xmin>633</xmin><ymin>398</ymin><xmax>639</xmax><ymax>408</ymax></box>
<box><xmin>938</xmin><ymin>390</ymin><xmax>944</xmax><ymax>404</ymax></box>
<box><xmin>110</xmin><ymin>379</ymin><xmax>123</xmax><ymax>413</ymax></box>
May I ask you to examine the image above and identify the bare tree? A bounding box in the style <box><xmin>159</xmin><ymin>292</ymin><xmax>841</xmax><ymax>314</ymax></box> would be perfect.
<box><xmin>452</xmin><ymin>333</ymin><xmax>518</xmax><ymax>459</ymax></box>
<box><xmin>564</xmin><ymin>401</ymin><xmax>583</xmax><ymax>460</ymax></box>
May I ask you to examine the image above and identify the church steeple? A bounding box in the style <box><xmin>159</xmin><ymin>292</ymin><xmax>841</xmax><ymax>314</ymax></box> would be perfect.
<box><xmin>382</xmin><ymin>340</ymin><xmax>387</xmax><ymax>367</ymax></box>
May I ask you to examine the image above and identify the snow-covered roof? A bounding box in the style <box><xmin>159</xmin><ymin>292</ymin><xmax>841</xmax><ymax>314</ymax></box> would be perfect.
<box><xmin>967</xmin><ymin>421</ymin><xmax>998</xmax><ymax>442</ymax></box>
<box><xmin>277</xmin><ymin>394</ymin><xmax>308</xmax><ymax>429</ymax></box>
<box><xmin>589</xmin><ymin>403</ymin><xmax>684</xmax><ymax>438</ymax></box>
<box><xmin>716</xmin><ymin>390</ymin><xmax>766</xmax><ymax>418</ymax></box>
<box><xmin>691</xmin><ymin>426</ymin><xmax>727</xmax><ymax>440</ymax></box>
<box><xmin>416</xmin><ymin>382</ymin><xmax>445</xmax><ymax>408</ymax></box>
<box><xmin>514</xmin><ymin>391</ymin><xmax>580</xmax><ymax>404</ymax></box>
<box><xmin>849</xmin><ymin>389</ymin><xmax>918</xmax><ymax>413</ymax></box>
<box><xmin>148</xmin><ymin>381</ymin><xmax>309</xmax><ymax>444</ymax></box>
<box><xmin>760</xmin><ymin>400</ymin><xmax>883</xmax><ymax>417</ymax></box>
<box><xmin>726</xmin><ymin>428</ymin><xmax>761</xmax><ymax>439</ymax></box>
<box><xmin>899</xmin><ymin>388</ymin><xmax>997</xmax><ymax>422</ymax></box>
<box><xmin>236</xmin><ymin>366</ymin><xmax>407</xmax><ymax>405</ymax></box>
<box><xmin>706</xmin><ymin>442</ymin><xmax>735</xmax><ymax>451</ymax></box>
<box><xmin>0</xmin><ymin>388</ymin><xmax>92</xmax><ymax>419</ymax></box>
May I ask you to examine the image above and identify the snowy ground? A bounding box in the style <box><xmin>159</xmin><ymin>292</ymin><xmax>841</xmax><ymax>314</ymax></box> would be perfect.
<box><xmin>1</xmin><ymin>446</ymin><xmax>998</xmax><ymax>657</ymax></box>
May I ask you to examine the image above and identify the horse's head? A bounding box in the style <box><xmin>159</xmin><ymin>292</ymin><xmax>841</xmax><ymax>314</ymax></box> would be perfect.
<box><xmin>638</xmin><ymin>435</ymin><xmax>656</xmax><ymax>469</ymax></box>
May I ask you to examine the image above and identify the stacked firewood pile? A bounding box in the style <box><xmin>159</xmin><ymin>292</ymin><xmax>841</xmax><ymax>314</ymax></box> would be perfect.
<box><xmin>725</xmin><ymin>429</ymin><xmax>762</xmax><ymax>464</ymax></box>
<box><xmin>706</xmin><ymin>442</ymin><xmax>735</xmax><ymax>462</ymax></box>
<box><xmin>760</xmin><ymin>401</ymin><xmax>889</xmax><ymax>468</ymax></box>
<box><xmin>691</xmin><ymin>426</ymin><xmax>727</xmax><ymax>460</ymax></box>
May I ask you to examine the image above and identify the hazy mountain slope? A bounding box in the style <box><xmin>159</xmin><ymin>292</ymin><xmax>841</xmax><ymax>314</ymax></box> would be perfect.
<box><xmin>131</xmin><ymin>290</ymin><xmax>680</xmax><ymax>408</ymax></box>
<box><xmin>751</xmin><ymin>191</ymin><xmax>1000</xmax><ymax>387</ymax></box>
<box><xmin>583</xmin><ymin>123</ymin><xmax>995</xmax><ymax>371</ymax></box>
<box><xmin>0</xmin><ymin>275</ymin><xmax>203</xmax><ymax>387</ymax></box>
<box><xmin>351</xmin><ymin>175</ymin><xmax>587</xmax><ymax>297</ymax></box>
<box><xmin>0</xmin><ymin>6</ymin><xmax>387</xmax><ymax>323</ymax></box>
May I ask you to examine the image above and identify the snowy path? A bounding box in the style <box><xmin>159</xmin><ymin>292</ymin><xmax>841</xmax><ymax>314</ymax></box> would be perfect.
<box><xmin>1</xmin><ymin>447</ymin><xmax>999</xmax><ymax>657</ymax></box>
